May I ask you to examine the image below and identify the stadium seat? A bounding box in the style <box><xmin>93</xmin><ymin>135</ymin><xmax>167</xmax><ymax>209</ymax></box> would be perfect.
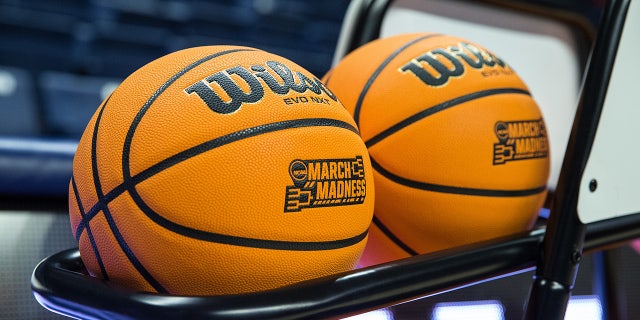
<box><xmin>0</xmin><ymin>66</ymin><xmax>41</xmax><ymax>136</ymax></box>
<box><xmin>38</xmin><ymin>72</ymin><xmax>120</xmax><ymax>138</ymax></box>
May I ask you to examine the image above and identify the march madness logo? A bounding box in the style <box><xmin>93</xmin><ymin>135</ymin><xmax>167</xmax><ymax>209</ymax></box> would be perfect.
<box><xmin>493</xmin><ymin>119</ymin><xmax>549</xmax><ymax>165</ymax></box>
<box><xmin>284</xmin><ymin>156</ymin><xmax>367</xmax><ymax>212</ymax></box>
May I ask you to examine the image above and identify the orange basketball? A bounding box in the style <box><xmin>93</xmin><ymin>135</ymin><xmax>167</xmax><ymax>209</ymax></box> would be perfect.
<box><xmin>68</xmin><ymin>45</ymin><xmax>375</xmax><ymax>295</ymax></box>
<box><xmin>324</xmin><ymin>33</ymin><xmax>549</xmax><ymax>267</ymax></box>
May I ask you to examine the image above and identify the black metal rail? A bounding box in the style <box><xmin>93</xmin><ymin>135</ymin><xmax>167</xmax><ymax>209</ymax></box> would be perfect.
<box><xmin>31</xmin><ymin>213</ymin><xmax>640</xmax><ymax>320</ymax></box>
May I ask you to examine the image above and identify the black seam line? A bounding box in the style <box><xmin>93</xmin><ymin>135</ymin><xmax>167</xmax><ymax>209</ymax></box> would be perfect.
<box><xmin>134</xmin><ymin>118</ymin><xmax>359</xmax><ymax>182</ymax></box>
<box><xmin>88</xmin><ymin>95</ymin><xmax>168</xmax><ymax>294</ymax></box>
<box><xmin>74</xmin><ymin>99</ymin><xmax>109</xmax><ymax>239</ymax></box>
<box><xmin>205</xmin><ymin>229</ymin><xmax>368</xmax><ymax>251</ymax></box>
<box><xmin>372</xmin><ymin>216</ymin><xmax>418</xmax><ymax>256</ymax></box>
<box><xmin>90</xmin><ymin>100</ymin><xmax>108</xmax><ymax>201</ymax></box>
<box><xmin>76</xmin><ymin>100</ymin><xmax>109</xmax><ymax>241</ymax></box>
<box><xmin>365</xmin><ymin>88</ymin><xmax>531</xmax><ymax>148</ymax></box>
<box><xmin>74</xmin><ymin>118</ymin><xmax>359</xmax><ymax>240</ymax></box>
<box><xmin>353</xmin><ymin>33</ymin><xmax>443</xmax><ymax>126</ymax></box>
<box><xmin>102</xmin><ymin>205</ymin><xmax>169</xmax><ymax>293</ymax></box>
<box><xmin>371</xmin><ymin>157</ymin><xmax>547</xmax><ymax>197</ymax></box>
<box><xmin>128</xmin><ymin>189</ymin><xmax>367</xmax><ymax>251</ymax></box>
<box><xmin>75</xmin><ymin>183</ymin><xmax>126</xmax><ymax>241</ymax></box>
<box><xmin>74</xmin><ymin>49</ymin><xmax>252</xmax><ymax>242</ymax></box>
<box><xmin>126</xmin><ymin>119</ymin><xmax>364</xmax><ymax>251</ymax></box>
<box><xmin>122</xmin><ymin>48</ymin><xmax>256</xmax><ymax>182</ymax></box>
<box><xmin>71</xmin><ymin>176</ymin><xmax>109</xmax><ymax>281</ymax></box>
<box><xmin>75</xmin><ymin>119</ymin><xmax>362</xmax><ymax>251</ymax></box>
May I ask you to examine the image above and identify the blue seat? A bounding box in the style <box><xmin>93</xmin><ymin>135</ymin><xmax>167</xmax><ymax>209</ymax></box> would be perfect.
<box><xmin>0</xmin><ymin>66</ymin><xmax>41</xmax><ymax>136</ymax></box>
<box><xmin>0</xmin><ymin>6</ymin><xmax>77</xmax><ymax>73</ymax></box>
<box><xmin>38</xmin><ymin>71</ymin><xmax>120</xmax><ymax>138</ymax></box>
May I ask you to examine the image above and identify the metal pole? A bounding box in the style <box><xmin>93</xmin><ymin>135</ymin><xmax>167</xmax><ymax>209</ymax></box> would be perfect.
<box><xmin>523</xmin><ymin>0</ymin><xmax>630</xmax><ymax>318</ymax></box>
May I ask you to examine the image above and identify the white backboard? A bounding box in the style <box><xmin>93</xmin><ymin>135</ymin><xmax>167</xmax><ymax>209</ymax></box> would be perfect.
<box><xmin>578</xmin><ymin>0</ymin><xmax>640</xmax><ymax>223</ymax></box>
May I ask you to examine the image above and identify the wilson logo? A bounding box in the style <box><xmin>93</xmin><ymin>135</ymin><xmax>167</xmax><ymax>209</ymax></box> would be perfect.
<box><xmin>493</xmin><ymin>119</ymin><xmax>549</xmax><ymax>165</ymax></box>
<box><xmin>185</xmin><ymin>61</ymin><xmax>337</xmax><ymax>114</ymax></box>
<box><xmin>284</xmin><ymin>156</ymin><xmax>367</xmax><ymax>212</ymax></box>
<box><xmin>400</xmin><ymin>42</ymin><xmax>512</xmax><ymax>87</ymax></box>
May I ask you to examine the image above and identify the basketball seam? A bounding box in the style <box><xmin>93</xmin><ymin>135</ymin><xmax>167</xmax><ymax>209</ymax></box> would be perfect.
<box><xmin>353</xmin><ymin>33</ymin><xmax>443</xmax><ymax>126</ymax></box>
<box><xmin>76</xmin><ymin>118</ymin><xmax>367</xmax><ymax>251</ymax></box>
<box><xmin>365</xmin><ymin>88</ymin><xmax>532</xmax><ymax>148</ymax></box>
<box><xmin>121</xmin><ymin>48</ymin><xmax>255</xmax><ymax>182</ymax></box>
<box><xmin>75</xmin><ymin>183</ymin><xmax>126</xmax><ymax>241</ymax></box>
<box><xmin>71</xmin><ymin>176</ymin><xmax>109</xmax><ymax>280</ymax></box>
<box><xmin>125</xmin><ymin>119</ymin><xmax>367</xmax><ymax>251</ymax></box>
<box><xmin>127</xmin><ymin>200</ymin><xmax>368</xmax><ymax>251</ymax></box>
<box><xmin>89</xmin><ymin>96</ymin><xmax>168</xmax><ymax>294</ymax></box>
<box><xmin>73</xmin><ymin>46</ymin><xmax>244</xmax><ymax>241</ymax></box>
<box><xmin>372</xmin><ymin>216</ymin><xmax>418</xmax><ymax>256</ymax></box>
<box><xmin>119</xmin><ymin>47</ymin><xmax>370</xmax><ymax>252</ymax></box>
<box><xmin>133</xmin><ymin>118</ymin><xmax>359</xmax><ymax>182</ymax></box>
<box><xmin>371</xmin><ymin>157</ymin><xmax>547</xmax><ymax>197</ymax></box>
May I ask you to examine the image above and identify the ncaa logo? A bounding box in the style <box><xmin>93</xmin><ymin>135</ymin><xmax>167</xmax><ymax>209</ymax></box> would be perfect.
<box><xmin>289</xmin><ymin>160</ymin><xmax>308</xmax><ymax>184</ymax></box>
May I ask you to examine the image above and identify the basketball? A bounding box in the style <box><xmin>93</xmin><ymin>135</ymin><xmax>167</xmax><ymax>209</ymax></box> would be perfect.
<box><xmin>68</xmin><ymin>45</ymin><xmax>375</xmax><ymax>295</ymax></box>
<box><xmin>323</xmin><ymin>33</ymin><xmax>549</xmax><ymax>267</ymax></box>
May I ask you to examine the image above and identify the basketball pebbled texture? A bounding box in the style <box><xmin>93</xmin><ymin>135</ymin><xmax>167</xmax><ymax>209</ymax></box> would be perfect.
<box><xmin>69</xmin><ymin>45</ymin><xmax>375</xmax><ymax>295</ymax></box>
<box><xmin>324</xmin><ymin>33</ymin><xmax>550</xmax><ymax>266</ymax></box>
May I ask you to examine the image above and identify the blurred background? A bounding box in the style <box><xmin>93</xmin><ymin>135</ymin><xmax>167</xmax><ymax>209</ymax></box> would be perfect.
<box><xmin>1</xmin><ymin>0</ymin><xmax>638</xmax><ymax>319</ymax></box>
<box><xmin>0</xmin><ymin>0</ymin><xmax>612</xmax><ymax>144</ymax></box>
<box><xmin>0</xmin><ymin>0</ymin><xmax>350</xmax><ymax>139</ymax></box>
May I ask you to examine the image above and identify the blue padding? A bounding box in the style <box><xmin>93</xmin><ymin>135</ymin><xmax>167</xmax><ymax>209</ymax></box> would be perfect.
<box><xmin>0</xmin><ymin>136</ymin><xmax>76</xmax><ymax>196</ymax></box>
